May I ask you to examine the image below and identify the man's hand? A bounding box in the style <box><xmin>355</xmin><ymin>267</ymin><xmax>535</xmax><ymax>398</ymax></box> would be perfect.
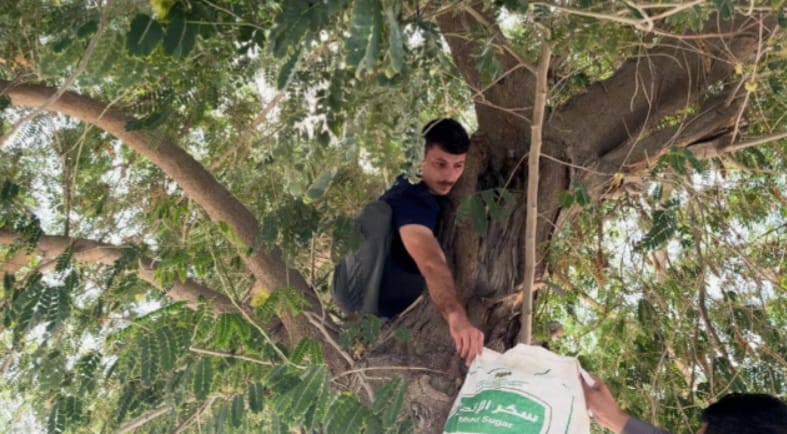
<box><xmin>581</xmin><ymin>374</ymin><xmax>631</xmax><ymax>433</ymax></box>
<box><xmin>447</xmin><ymin>311</ymin><xmax>484</xmax><ymax>366</ymax></box>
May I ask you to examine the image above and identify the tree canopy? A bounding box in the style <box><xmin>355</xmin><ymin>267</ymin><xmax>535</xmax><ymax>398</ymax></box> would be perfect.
<box><xmin>1</xmin><ymin>1</ymin><xmax>785</xmax><ymax>433</ymax></box>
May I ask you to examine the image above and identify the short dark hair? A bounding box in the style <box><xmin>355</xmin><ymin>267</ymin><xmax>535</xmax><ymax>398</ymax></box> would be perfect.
<box><xmin>422</xmin><ymin>118</ymin><xmax>470</xmax><ymax>155</ymax></box>
<box><xmin>702</xmin><ymin>393</ymin><xmax>787</xmax><ymax>434</ymax></box>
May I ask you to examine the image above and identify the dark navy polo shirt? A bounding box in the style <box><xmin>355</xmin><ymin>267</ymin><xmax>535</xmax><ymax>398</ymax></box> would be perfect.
<box><xmin>379</xmin><ymin>175</ymin><xmax>441</xmax><ymax>274</ymax></box>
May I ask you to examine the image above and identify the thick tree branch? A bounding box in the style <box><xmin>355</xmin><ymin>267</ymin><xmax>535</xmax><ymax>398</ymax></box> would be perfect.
<box><xmin>552</xmin><ymin>13</ymin><xmax>778</xmax><ymax>163</ymax></box>
<box><xmin>0</xmin><ymin>229</ymin><xmax>239</xmax><ymax>314</ymax></box>
<box><xmin>0</xmin><ymin>80</ymin><xmax>308</xmax><ymax>300</ymax></box>
<box><xmin>434</xmin><ymin>3</ymin><xmax>536</xmax><ymax>155</ymax></box>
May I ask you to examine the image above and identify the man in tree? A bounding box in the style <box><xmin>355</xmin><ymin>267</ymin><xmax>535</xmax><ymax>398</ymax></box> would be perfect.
<box><xmin>582</xmin><ymin>375</ymin><xmax>787</xmax><ymax>433</ymax></box>
<box><xmin>333</xmin><ymin>118</ymin><xmax>484</xmax><ymax>365</ymax></box>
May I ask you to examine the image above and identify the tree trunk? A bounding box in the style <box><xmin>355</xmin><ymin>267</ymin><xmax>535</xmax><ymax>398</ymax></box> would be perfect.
<box><xmin>376</xmin><ymin>11</ymin><xmax>780</xmax><ymax>432</ymax></box>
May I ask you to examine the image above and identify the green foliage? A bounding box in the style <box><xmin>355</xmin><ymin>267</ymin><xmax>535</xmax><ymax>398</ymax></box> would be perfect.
<box><xmin>457</xmin><ymin>188</ymin><xmax>516</xmax><ymax>234</ymax></box>
<box><xmin>635</xmin><ymin>200</ymin><xmax>680</xmax><ymax>251</ymax></box>
<box><xmin>340</xmin><ymin>313</ymin><xmax>383</xmax><ymax>348</ymax></box>
<box><xmin>558</xmin><ymin>180</ymin><xmax>592</xmax><ymax>209</ymax></box>
<box><xmin>1</xmin><ymin>1</ymin><xmax>785</xmax><ymax>432</ymax></box>
<box><xmin>347</xmin><ymin>0</ymin><xmax>383</xmax><ymax>77</ymax></box>
<box><xmin>126</xmin><ymin>14</ymin><xmax>163</xmax><ymax>56</ymax></box>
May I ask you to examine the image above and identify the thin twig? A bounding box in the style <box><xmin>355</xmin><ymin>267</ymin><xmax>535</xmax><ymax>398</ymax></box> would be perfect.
<box><xmin>332</xmin><ymin>365</ymin><xmax>446</xmax><ymax>380</ymax></box>
<box><xmin>189</xmin><ymin>346</ymin><xmax>275</xmax><ymax>366</ymax></box>
<box><xmin>116</xmin><ymin>405</ymin><xmax>172</xmax><ymax>433</ymax></box>
<box><xmin>518</xmin><ymin>44</ymin><xmax>551</xmax><ymax>344</ymax></box>
<box><xmin>458</xmin><ymin>5</ymin><xmax>537</xmax><ymax>75</ymax></box>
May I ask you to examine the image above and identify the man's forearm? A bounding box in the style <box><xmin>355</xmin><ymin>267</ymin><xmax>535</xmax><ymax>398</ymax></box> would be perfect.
<box><xmin>421</xmin><ymin>262</ymin><xmax>464</xmax><ymax>319</ymax></box>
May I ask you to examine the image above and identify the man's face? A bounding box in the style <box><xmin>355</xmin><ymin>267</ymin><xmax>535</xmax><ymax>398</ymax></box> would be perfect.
<box><xmin>420</xmin><ymin>145</ymin><xmax>466</xmax><ymax>196</ymax></box>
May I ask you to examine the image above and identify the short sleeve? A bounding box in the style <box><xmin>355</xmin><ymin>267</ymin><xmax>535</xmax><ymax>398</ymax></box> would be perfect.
<box><xmin>387</xmin><ymin>189</ymin><xmax>439</xmax><ymax>231</ymax></box>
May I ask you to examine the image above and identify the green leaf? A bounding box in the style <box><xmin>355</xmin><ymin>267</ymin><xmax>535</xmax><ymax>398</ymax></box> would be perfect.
<box><xmin>0</xmin><ymin>95</ymin><xmax>11</xmax><ymax>111</ymax></box>
<box><xmin>1</xmin><ymin>180</ymin><xmax>20</xmax><ymax>202</ymax></box>
<box><xmin>277</xmin><ymin>48</ymin><xmax>300</xmax><ymax>90</ymax></box>
<box><xmin>163</xmin><ymin>13</ymin><xmax>197</xmax><ymax>59</ymax></box>
<box><xmin>373</xmin><ymin>377</ymin><xmax>405</xmax><ymax>428</ymax></box>
<box><xmin>623</xmin><ymin>3</ymin><xmax>644</xmax><ymax>19</ymax></box>
<box><xmin>156</xmin><ymin>326</ymin><xmax>177</xmax><ymax>371</ymax></box>
<box><xmin>384</xmin><ymin>3</ymin><xmax>404</xmax><ymax>75</ymax></box>
<box><xmin>213</xmin><ymin>400</ymin><xmax>228</xmax><ymax>433</ymax></box>
<box><xmin>636</xmin><ymin>207</ymin><xmax>678</xmax><ymax>251</ymax></box>
<box><xmin>291</xmin><ymin>338</ymin><xmax>324</xmax><ymax>364</ymax></box>
<box><xmin>327</xmin><ymin>394</ymin><xmax>368</xmax><ymax>434</ymax></box>
<box><xmin>216</xmin><ymin>313</ymin><xmax>233</xmax><ymax>347</ymax></box>
<box><xmin>54</xmin><ymin>244</ymin><xmax>74</xmax><ymax>272</ymax></box>
<box><xmin>288</xmin><ymin>366</ymin><xmax>329</xmax><ymax>420</ymax></box>
<box><xmin>481</xmin><ymin>189</ymin><xmax>505</xmax><ymax>222</ymax></box>
<box><xmin>306</xmin><ymin>168</ymin><xmax>337</xmax><ymax>201</ymax></box>
<box><xmin>346</xmin><ymin>0</ymin><xmax>383</xmax><ymax>77</ymax></box>
<box><xmin>713</xmin><ymin>0</ymin><xmax>734</xmax><ymax>19</ymax></box>
<box><xmin>248</xmin><ymin>382</ymin><xmax>264</xmax><ymax>413</ymax></box>
<box><xmin>52</xmin><ymin>36</ymin><xmax>73</xmax><ymax>53</ymax></box>
<box><xmin>127</xmin><ymin>14</ymin><xmax>162</xmax><ymax>56</ymax></box>
<box><xmin>75</xmin><ymin>352</ymin><xmax>101</xmax><ymax>395</ymax></box>
<box><xmin>574</xmin><ymin>181</ymin><xmax>591</xmax><ymax>207</ymax></box>
<box><xmin>470</xmin><ymin>195</ymin><xmax>488</xmax><ymax>234</ymax></box>
<box><xmin>140</xmin><ymin>334</ymin><xmax>158</xmax><ymax>386</ymax></box>
<box><xmin>779</xmin><ymin>10</ymin><xmax>787</xmax><ymax>28</ymax></box>
<box><xmin>266</xmin><ymin>364</ymin><xmax>300</xmax><ymax>394</ymax></box>
<box><xmin>193</xmin><ymin>358</ymin><xmax>212</xmax><ymax>400</ymax></box>
<box><xmin>77</xmin><ymin>20</ymin><xmax>98</xmax><ymax>39</ymax></box>
<box><xmin>231</xmin><ymin>394</ymin><xmax>244</xmax><ymax>427</ymax></box>
<box><xmin>47</xmin><ymin>400</ymin><xmax>66</xmax><ymax>434</ymax></box>
<box><xmin>558</xmin><ymin>190</ymin><xmax>575</xmax><ymax>208</ymax></box>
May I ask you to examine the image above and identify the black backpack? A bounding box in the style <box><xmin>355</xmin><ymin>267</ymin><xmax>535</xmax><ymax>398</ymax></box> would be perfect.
<box><xmin>331</xmin><ymin>201</ymin><xmax>393</xmax><ymax>316</ymax></box>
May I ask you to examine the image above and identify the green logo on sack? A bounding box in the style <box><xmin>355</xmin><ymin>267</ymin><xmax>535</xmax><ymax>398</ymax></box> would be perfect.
<box><xmin>444</xmin><ymin>389</ymin><xmax>549</xmax><ymax>434</ymax></box>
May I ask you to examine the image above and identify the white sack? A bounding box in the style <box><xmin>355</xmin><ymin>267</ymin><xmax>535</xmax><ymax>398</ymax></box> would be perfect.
<box><xmin>444</xmin><ymin>344</ymin><xmax>591</xmax><ymax>434</ymax></box>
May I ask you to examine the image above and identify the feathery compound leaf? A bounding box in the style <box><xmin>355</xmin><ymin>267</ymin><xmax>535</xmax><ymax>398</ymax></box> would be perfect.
<box><xmin>140</xmin><ymin>334</ymin><xmax>158</xmax><ymax>386</ymax></box>
<box><xmin>216</xmin><ymin>313</ymin><xmax>233</xmax><ymax>347</ymax></box>
<box><xmin>481</xmin><ymin>189</ymin><xmax>504</xmax><ymax>222</ymax></box>
<box><xmin>156</xmin><ymin>326</ymin><xmax>177</xmax><ymax>371</ymax></box>
<box><xmin>383</xmin><ymin>3</ymin><xmax>404</xmax><ymax>75</ymax></box>
<box><xmin>266</xmin><ymin>364</ymin><xmax>300</xmax><ymax>394</ymax></box>
<box><xmin>163</xmin><ymin>11</ymin><xmax>197</xmax><ymax>59</ymax></box>
<box><xmin>327</xmin><ymin>394</ymin><xmax>368</xmax><ymax>434</ymax></box>
<box><xmin>288</xmin><ymin>366</ymin><xmax>329</xmax><ymax>420</ymax></box>
<box><xmin>127</xmin><ymin>14</ymin><xmax>162</xmax><ymax>56</ymax></box>
<box><xmin>636</xmin><ymin>206</ymin><xmax>678</xmax><ymax>251</ymax></box>
<box><xmin>277</xmin><ymin>48</ymin><xmax>300</xmax><ymax>90</ymax></box>
<box><xmin>303</xmin><ymin>374</ymin><xmax>331</xmax><ymax>431</ymax></box>
<box><xmin>373</xmin><ymin>376</ymin><xmax>405</xmax><ymax>428</ymax></box>
<box><xmin>75</xmin><ymin>352</ymin><xmax>101</xmax><ymax>395</ymax></box>
<box><xmin>54</xmin><ymin>244</ymin><xmax>75</xmax><ymax>272</ymax></box>
<box><xmin>47</xmin><ymin>400</ymin><xmax>66</xmax><ymax>434</ymax></box>
<box><xmin>248</xmin><ymin>382</ymin><xmax>265</xmax><ymax>413</ymax></box>
<box><xmin>290</xmin><ymin>338</ymin><xmax>324</xmax><ymax>364</ymax></box>
<box><xmin>231</xmin><ymin>394</ymin><xmax>244</xmax><ymax>428</ymax></box>
<box><xmin>193</xmin><ymin>357</ymin><xmax>212</xmax><ymax>400</ymax></box>
<box><xmin>346</xmin><ymin>0</ymin><xmax>383</xmax><ymax>77</ymax></box>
